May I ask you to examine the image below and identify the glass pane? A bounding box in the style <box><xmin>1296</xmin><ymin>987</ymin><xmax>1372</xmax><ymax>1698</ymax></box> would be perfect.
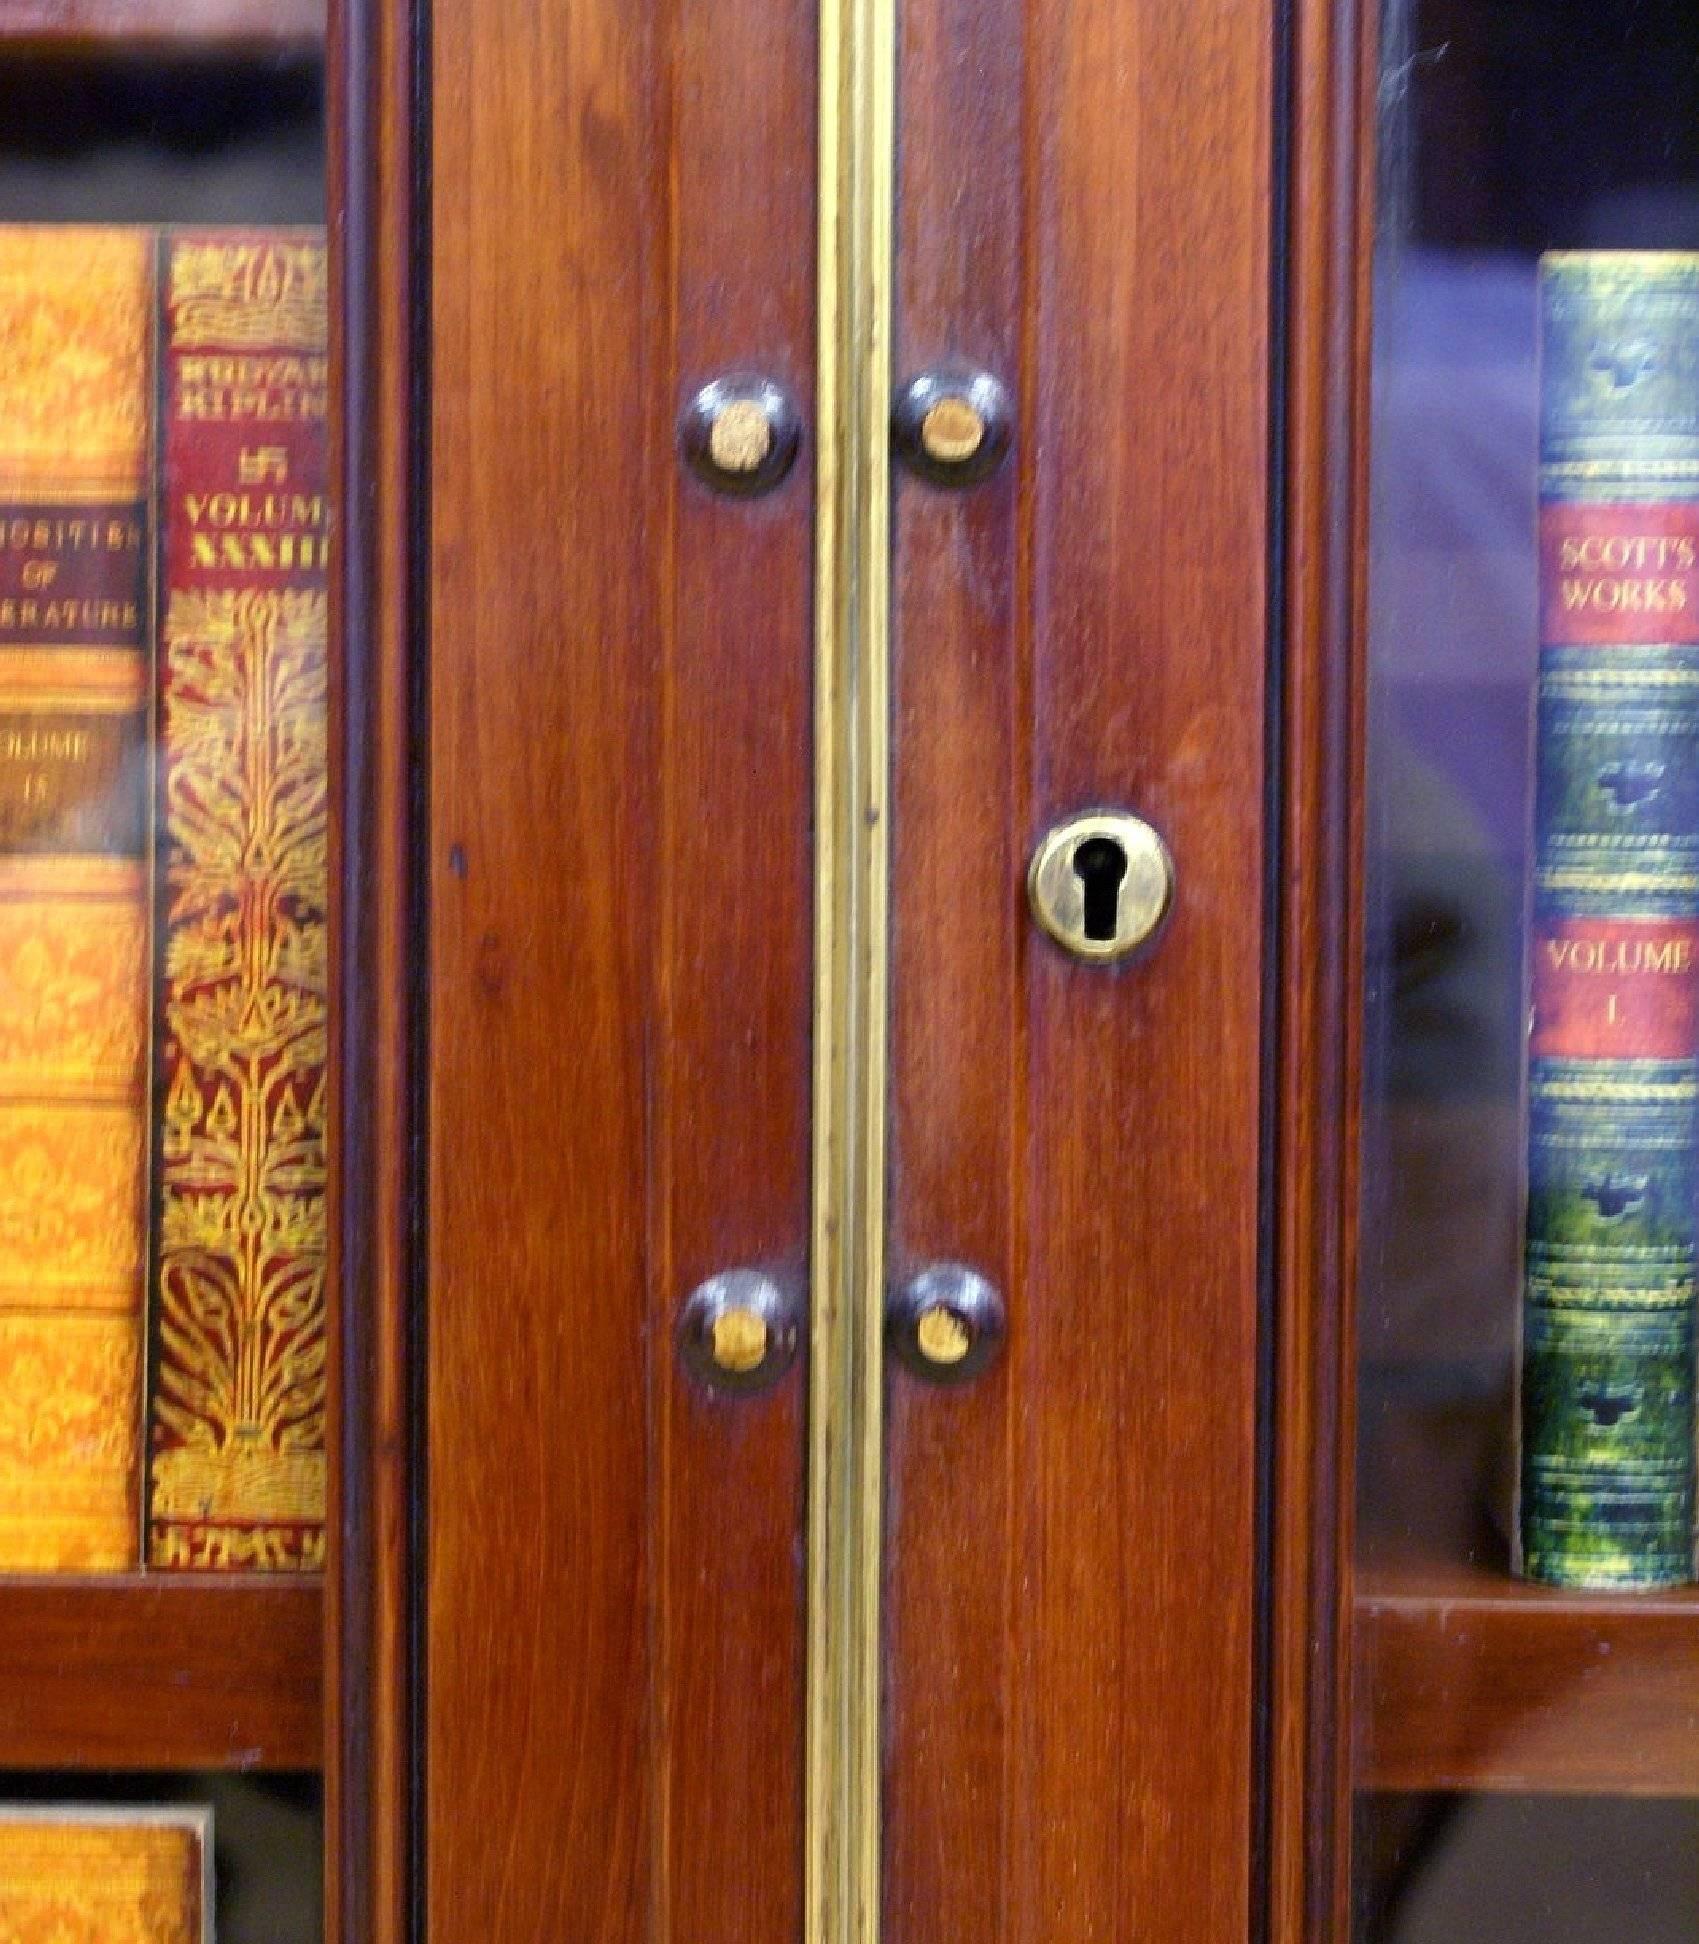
<box><xmin>1357</xmin><ymin>0</ymin><xmax>1699</xmax><ymax>1928</ymax></box>
<box><xmin>0</xmin><ymin>58</ymin><xmax>325</xmax><ymax>1570</ymax></box>
<box><xmin>1357</xmin><ymin>1796</ymin><xmax>1699</xmax><ymax>1942</ymax></box>
<box><xmin>0</xmin><ymin>28</ymin><xmax>327</xmax><ymax>1940</ymax></box>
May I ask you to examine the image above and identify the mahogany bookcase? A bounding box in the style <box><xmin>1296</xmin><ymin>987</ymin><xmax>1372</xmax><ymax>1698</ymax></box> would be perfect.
<box><xmin>0</xmin><ymin>0</ymin><xmax>1693</xmax><ymax>1937</ymax></box>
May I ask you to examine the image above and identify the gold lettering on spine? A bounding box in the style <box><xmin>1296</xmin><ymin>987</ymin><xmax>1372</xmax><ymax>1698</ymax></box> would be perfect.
<box><xmin>0</xmin><ymin>226</ymin><xmax>150</xmax><ymax>1573</ymax></box>
<box><xmin>1558</xmin><ymin>534</ymin><xmax>1698</xmax><ymax>571</ymax></box>
<box><xmin>1557</xmin><ymin>531</ymin><xmax>1698</xmax><ymax>615</ymax></box>
<box><xmin>1544</xmin><ymin>936</ymin><xmax>1694</xmax><ymax>975</ymax></box>
<box><xmin>1559</xmin><ymin>576</ymin><xmax>1689</xmax><ymax>614</ymax></box>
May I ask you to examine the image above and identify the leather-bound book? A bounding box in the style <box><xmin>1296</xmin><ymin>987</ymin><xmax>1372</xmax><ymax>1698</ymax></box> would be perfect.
<box><xmin>1521</xmin><ymin>252</ymin><xmax>1699</xmax><ymax>1587</ymax></box>
<box><xmin>0</xmin><ymin>229</ymin><xmax>153</xmax><ymax>1570</ymax></box>
<box><xmin>0</xmin><ymin>1806</ymin><xmax>209</xmax><ymax>1940</ymax></box>
<box><xmin>145</xmin><ymin>230</ymin><xmax>329</xmax><ymax>1570</ymax></box>
<box><xmin>0</xmin><ymin>226</ymin><xmax>327</xmax><ymax>1574</ymax></box>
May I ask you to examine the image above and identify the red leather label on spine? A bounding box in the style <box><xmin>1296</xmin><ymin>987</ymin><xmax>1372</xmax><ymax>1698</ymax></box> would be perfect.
<box><xmin>1541</xmin><ymin>503</ymin><xmax>1699</xmax><ymax>645</ymax></box>
<box><xmin>1531</xmin><ymin>917</ymin><xmax>1699</xmax><ymax>1058</ymax></box>
<box><xmin>0</xmin><ymin>502</ymin><xmax>145</xmax><ymax>645</ymax></box>
<box><xmin>162</xmin><ymin>270</ymin><xmax>327</xmax><ymax>591</ymax></box>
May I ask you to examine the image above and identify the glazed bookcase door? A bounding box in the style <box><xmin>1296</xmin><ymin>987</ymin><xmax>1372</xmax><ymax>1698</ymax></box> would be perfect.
<box><xmin>1350</xmin><ymin>0</ymin><xmax>1699</xmax><ymax>1933</ymax></box>
<box><xmin>0</xmin><ymin>11</ymin><xmax>339</xmax><ymax>1943</ymax></box>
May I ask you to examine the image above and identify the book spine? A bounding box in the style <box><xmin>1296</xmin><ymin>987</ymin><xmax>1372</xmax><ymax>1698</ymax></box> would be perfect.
<box><xmin>0</xmin><ymin>1806</ymin><xmax>209</xmax><ymax>1940</ymax></box>
<box><xmin>145</xmin><ymin>230</ymin><xmax>329</xmax><ymax>1571</ymax></box>
<box><xmin>0</xmin><ymin>229</ymin><xmax>153</xmax><ymax>1571</ymax></box>
<box><xmin>1521</xmin><ymin>252</ymin><xmax>1699</xmax><ymax>1587</ymax></box>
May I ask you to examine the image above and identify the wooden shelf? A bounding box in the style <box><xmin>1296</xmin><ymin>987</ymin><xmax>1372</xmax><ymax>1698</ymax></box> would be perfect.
<box><xmin>0</xmin><ymin>0</ymin><xmax>323</xmax><ymax>49</ymax></box>
<box><xmin>0</xmin><ymin>1576</ymin><xmax>321</xmax><ymax>1772</ymax></box>
<box><xmin>1355</xmin><ymin>1539</ymin><xmax>1699</xmax><ymax>1796</ymax></box>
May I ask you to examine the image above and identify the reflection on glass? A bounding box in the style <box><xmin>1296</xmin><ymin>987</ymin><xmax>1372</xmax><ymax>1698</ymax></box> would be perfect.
<box><xmin>0</xmin><ymin>38</ymin><xmax>328</xmax><ymax>1939</ymax></box>
<box><xmin>1359</xmin><ymin>0</ymin><xmax>1699</xmax><ymax>1931</ymax></box>
<box><xmin>0</xmin><ymin>67</ymin><xmax>327</xmax><ymax>1576</ymax></box>
<box><xmin>1357</xmin><ymin>1796</ymin><xmax>1699</xmax><ymax>1942</ymax></box>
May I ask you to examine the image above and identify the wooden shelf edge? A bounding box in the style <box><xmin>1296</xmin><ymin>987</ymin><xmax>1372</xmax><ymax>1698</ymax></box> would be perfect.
<box><xmin>0</xmin><ymin>0</ymin><xmax>323</xmax><ymax>49</ymax></box>
<box><xmin>0</xmin><ymin>1575</ymin><xmax>321</xmax><ymax>1772</ymax></box>
<box><xmin>1355</xmin><ymin>1554</ymin><xmax>1699</xmax><ymax>1796</ymax></box>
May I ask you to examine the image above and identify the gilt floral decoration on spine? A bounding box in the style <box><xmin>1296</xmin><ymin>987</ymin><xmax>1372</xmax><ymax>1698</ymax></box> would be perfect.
<box><xmin>146</xmin><ymin>229</ymin><xmax>329</xmax><ymax>1570</ymax></box>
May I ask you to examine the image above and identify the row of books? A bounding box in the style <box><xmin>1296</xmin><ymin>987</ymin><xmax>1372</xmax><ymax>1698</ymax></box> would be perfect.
<box><xmin>0</xmin><ymin>247</ymin><xmax>1693</xmax><ymax>1610</ymax></box>
<box><xmin>4</xmin><ymin>235</ymin><xmax>1699</xmax><ymax>1595</ymax></box>
<box><xmin>0</xmin><ymin>225</ymin><xmax>327</xmax><ymax>1575</ymax></box>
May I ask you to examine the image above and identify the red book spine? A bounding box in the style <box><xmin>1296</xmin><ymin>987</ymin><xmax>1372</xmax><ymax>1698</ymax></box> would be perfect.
<box><xmin>146</xmin><ymin>229</ymin><xmax>330</xmax><ymax>1571</ymax></box>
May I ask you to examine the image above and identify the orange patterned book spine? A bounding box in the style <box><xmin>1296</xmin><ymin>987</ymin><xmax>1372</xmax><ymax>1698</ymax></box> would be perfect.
<box><xmin>0</xmin><ymin>229</ymin><xmax>152</xmax><ymax>1571</ymax></box>
<box><xmin>0</xmin><ymin>1807</ymin><xmax>209</xmax><ymax>1940</ymax></box>
<box><xmin>145</xmin><ymin>230</ymin><xmax>329</xmax><ymax>1570</ymax></box>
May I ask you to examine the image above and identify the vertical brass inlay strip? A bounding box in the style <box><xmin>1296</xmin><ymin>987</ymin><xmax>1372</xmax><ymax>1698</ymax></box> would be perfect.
<box><xmin>807</xmin><ymin>0</ymin><xmax>894</xmax><ymax>1918</ymax></box>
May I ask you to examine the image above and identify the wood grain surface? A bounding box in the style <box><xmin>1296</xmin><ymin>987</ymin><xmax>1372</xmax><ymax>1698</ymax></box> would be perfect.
<box><xmin>883</xmin><ymin>0</ymin><xmax>1273</xmax><ymax>1935</ymax></box>
<box><xmin>882</xmin><ymin>0</ymin><xmax>1023</xmax><ymax>1926</ymax></box>
<box><xmin>1267</xmin><ymin>0</ymin><xmax>1376</xmax><ymax>1931</ymax></box>
<box><xmin>427</xmin><ymin>0</ymin><xmax>815</xmax><ymax>1931</ymax></box>
<box><xmin>1358</xmin><ymin>1546</ymin><xmax>1699</xmax><ymax>1795</ymax></box>
<box><xmin>327</xmin><ymin>0</ymin><xmax>419</xmax><ymax>1934</ymax></box>
<box><xmin>0</xmin><ymin>1578</ymin><xmax>320</xmax><ymax>1769</ymax></box>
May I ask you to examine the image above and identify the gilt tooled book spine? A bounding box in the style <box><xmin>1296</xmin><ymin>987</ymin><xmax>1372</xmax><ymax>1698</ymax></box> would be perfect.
<box><xmin>145</xmin><ymin>230</ymin><xmax>329</xmax><ymax>1570</ymax></box>
<box><xmin>0</xmin><ymin>229</ymin><xmax>153</xmax><ymax>1571</ymax></box>
<box><xmin>0</xmin><ymin>1806</ymin><xmax>210</xmax><ymax>1942</ymax></box>
<box><xmin>1521</xmin><ymin>252</ymin><xmax>1699</xmax><ymax>1587</ymax></box>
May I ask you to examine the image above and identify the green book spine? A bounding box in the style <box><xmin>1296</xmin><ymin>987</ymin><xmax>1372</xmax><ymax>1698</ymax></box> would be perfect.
<box><xmin>1521</xmin><ymin>252</ymin><xmax>1699</xmax><ymax>1588</ymax></box>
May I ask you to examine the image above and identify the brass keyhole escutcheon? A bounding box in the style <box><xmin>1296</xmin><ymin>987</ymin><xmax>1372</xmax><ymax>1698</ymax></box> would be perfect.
<box><xmin>1027</xmin><ymin>810</ymin><xmax>1173</xmax><ymax>963</ymax></box>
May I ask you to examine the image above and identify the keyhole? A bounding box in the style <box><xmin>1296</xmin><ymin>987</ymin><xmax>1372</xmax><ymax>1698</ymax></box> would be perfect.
<box><xmin>1073</xmin><ymin>836</ymin><xmax>1128</xmax><ymax>942</ymax></box>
